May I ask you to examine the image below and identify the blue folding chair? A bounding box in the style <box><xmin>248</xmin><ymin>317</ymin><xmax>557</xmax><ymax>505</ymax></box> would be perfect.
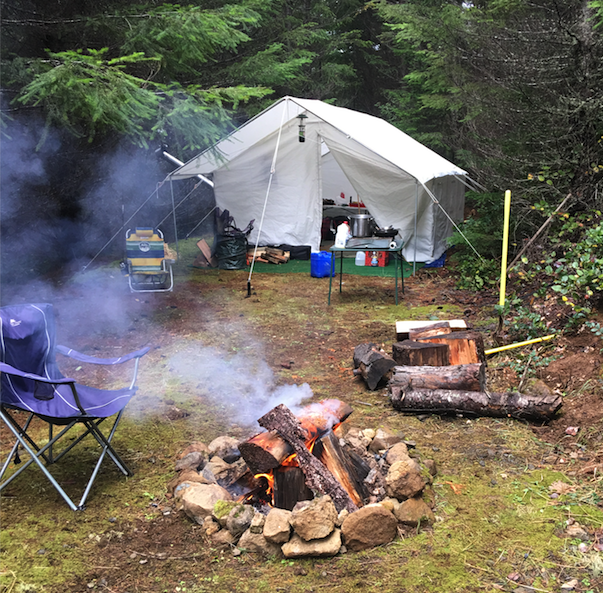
<box><xmin>0</xmin><ymin>303</ymin><xmax>150</xmax><ymax>510</ymax></box>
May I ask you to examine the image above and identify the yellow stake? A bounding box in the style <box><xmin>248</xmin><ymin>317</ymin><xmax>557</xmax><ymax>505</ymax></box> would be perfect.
<box><xmin>485</xmin><ymin>334</ymin><xmax>556</xmax><ymax>355</ymax></box>
<box><xmin>499</xmin><ymin>190</ymin><xmax>512</xmax><ymax>307</ymax></box>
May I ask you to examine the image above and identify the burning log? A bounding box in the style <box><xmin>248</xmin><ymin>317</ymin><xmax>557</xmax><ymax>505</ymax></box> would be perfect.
<box><xmin>273</xmin><ymin>467</ymin><xmax>313</xmax><ymax>511</ymax></box>
<box><xmin>313</xmin><ymin>431</ymin><xmax>370</xmax><ymax>507</ymax></box>
<box><xmin>389</xmin><ymin>363</ymin><xmax>486</xmax><ymax>392</ymax></box>
<box><xmin>390</xmin><ymin>386</ymin><xmax>562</xmax><ymax>421</ymax></box>
<box><xmin>239</xmin><ymin>400</ymin><xmax>353</xmax><ymax>474</ymax></box>
<box><xmin>353</xmin><ymin>343</ymin><xmax>396</xmax><ymax>390</ymax></box>
<box><xmin>392</xmin><ymin>340</ymin><xmax>450</xmax><ymax>367</ymax></box>
<box><xmin>258</xmin><ymin>404</ymin><xmax>358</xmax><ymax>514</ymax></box>
<box><xmin>417</xmin><ymin>331</ymin><xmax>486</xmax><ymax>365</ymax></box>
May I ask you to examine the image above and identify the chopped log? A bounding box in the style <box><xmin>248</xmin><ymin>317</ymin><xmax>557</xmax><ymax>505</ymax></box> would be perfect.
<box><xmin>196</xmin><ymin>239</ymin><xmax>217</xmax><ymax>267</ymax></box>
<box><xmin>389</xmin><ymin>386</ymin><xmax>562</xmax><ymax>421</ymax></box>
<box><xmin>239</xmin><ymin>400</ymin><xmax>353</xmax><ymax>474</ymax></box>
<box><xmin>274</xmin><ymin>467</ymin><xmax>313</xmax><ymax>511</ymax></box>
<box><xmin>409</xmin><ymin>322</ymin><xmax>452</xmax><ymax>341</ymax></box>
<box><xmin>353</xmin><ymin>343</ymin><xmax>396</xmax><ymax>390</ymax></box>
<box><xmin>392</xmin><ymin>340</ymin><xmax>450</xmax><ymax>367</ymax></box>
<box><xmin>258</xmin><ymin>404</ymin><xmax>358</xmax><ymax>513</ymax></box>
<box><xmin>396</xmin><ymin>319</ymin><xmax>468</xmax><ymax>341</ymax></box>
<box><xmin>389</xmin><ymin>363</ymin><xmax>486</xmax><ymax>392</ymax></box>
<box><xmin>418</xmin><ymin>330</ymin><xmax>486</xmax><ymax>365</ymax></box>
<box><xmin>313</xmin><ymin>431</ymin><xmax>370</xmax><ymax>507</ymax></box>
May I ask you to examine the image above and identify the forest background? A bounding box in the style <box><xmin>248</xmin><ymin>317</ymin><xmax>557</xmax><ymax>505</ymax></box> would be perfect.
<box><xmin>1</xmin><ymin>0</ymin><xmax>603</xmax><ymax>327</ymax></box>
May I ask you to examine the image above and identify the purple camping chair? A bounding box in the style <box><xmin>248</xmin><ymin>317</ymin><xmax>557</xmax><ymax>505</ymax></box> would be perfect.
<box><xmin>0</xmin><ymin>303</ymin><xmax>150</xmax><ymax>510</ymax></box>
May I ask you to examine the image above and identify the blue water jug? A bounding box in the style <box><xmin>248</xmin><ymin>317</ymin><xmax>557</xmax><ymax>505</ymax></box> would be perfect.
<box><xmin>310</xmin><ymin>251</ymin><xmax>335</xmax><ymax>278</ymax></box>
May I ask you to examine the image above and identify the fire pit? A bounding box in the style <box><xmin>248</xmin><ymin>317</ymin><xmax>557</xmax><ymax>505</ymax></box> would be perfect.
<box><xmin>169</xmin><ymin>399</ymin><xmax>437</xmax><ymax>558</ymax></box>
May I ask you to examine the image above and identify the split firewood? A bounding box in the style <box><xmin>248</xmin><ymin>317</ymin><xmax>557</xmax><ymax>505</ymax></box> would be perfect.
<box><xmin>239</xmin><ymin>400</ymin><xmax>352</xmax><ymax>473</ymax></box>
<box><xmin>395</xmin><ymin>319</ymin><xmax>468</xmax><ymax>342</ymax></box>
<box><xmin>258</xmin><ymin>404</ymin><xmax>358</xmax><ymax>513</ymax></box>
<box><xmin>408</xmin><ymin>322</ymin><xmax>453</xmax><ymax>341</ymax></box>
<box><xmin>390</xmin><ymin>386</ymin><xmax>562</xmax><ymax>421</ymax></box>
<box><xmin>353</xmin><ymin>343</ymin><xmax>396</xmax><ymax>390</ymax></box>
<box><xmin>417</xmin><ymin>330</ymin><xmax>486</xmax><ymax>366</ymax></box>
<box><xmin>392</xmin><ymin>340</ymin><xmax>450</xmax><ymax>367</ymax></box>
<box><xmin>389</xmin><ymin>363</ymin><xmax>486</xmax><ymax>392</ymax></box>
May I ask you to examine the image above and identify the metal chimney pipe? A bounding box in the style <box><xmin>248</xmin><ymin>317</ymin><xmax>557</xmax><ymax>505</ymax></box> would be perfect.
<box><xmin>155</xmin><ymin>145</ymin><xmax>214</xmax><ymax>188</ymax></box>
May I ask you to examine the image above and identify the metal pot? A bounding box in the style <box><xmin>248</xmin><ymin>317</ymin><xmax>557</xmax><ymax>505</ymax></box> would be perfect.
<box><xmin>349</xmin><ymin>214</ymin><xmax>374</xmax><ymax>237</ymax></box>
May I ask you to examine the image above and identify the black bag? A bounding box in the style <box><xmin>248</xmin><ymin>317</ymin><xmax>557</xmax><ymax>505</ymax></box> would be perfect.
<box><xmin>215</xmin><ymin>234</ymin><xmax>248</xmax><ymax>270</ymax></box>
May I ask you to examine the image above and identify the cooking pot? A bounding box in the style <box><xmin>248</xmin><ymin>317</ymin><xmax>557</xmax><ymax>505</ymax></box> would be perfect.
<box><xmin>349</xmin><ymin>214</ymin><xmax>374</xmax><ymax>237</ymax></box>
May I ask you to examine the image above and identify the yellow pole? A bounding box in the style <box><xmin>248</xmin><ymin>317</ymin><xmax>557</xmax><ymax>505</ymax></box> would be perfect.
<box><xmin>499</xmin><ymin>190</ymin><xmax>512</xmax><ymax>307</ymax></box>
<box><xmin>484</xmin><ymin>334</ymin><xmax>555</xmax><ymax>355</ymax></box>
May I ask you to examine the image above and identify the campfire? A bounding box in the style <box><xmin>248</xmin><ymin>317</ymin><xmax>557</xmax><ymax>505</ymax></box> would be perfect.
<box><xmin>169</xmin><ymin>399</ymin><xmax>437</xmax><ymax>558</ymax></box>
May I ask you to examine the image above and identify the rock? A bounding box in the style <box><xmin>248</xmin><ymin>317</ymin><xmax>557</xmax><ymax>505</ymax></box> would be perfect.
<box><xmin>385</xmin><ymin>456</ymin><xmax>426</xmax><ymax>500</ymax></box>
<box><xmin>385</xmin><ymin>442</ymin><xmax>409</xmax><ymax>465</ymax></box>
<box><xmin>175</xmin><ymin>451</ymin><xmax>207</xmax><ymax>472</ymax></box>
<box><xmin>423</xmin><ymin>459</ymin><xmax>437</xmax><ymax>476</ymax></box>
<box><xmin>565</xmin><ymin>524</ymin><xmax>589</xmax><ymax>541</ymax></box>
<box><xmin>167</xmin><ymin>470</ymin><xmax>212</xmax><ymax>495</ymax></box>
<box><xmin>226</xmin><ymin>504</ymin><xmax>255</xmax><ymax>537</ymax></box>
<box><xmin>362</xmin><ymin>428</ymin><xmax>376</xmax><ymax>440</ymax></box>
<box><xmin>282</xmin><ymin>529</ymin><xmax>342</xmax><ymax>558</ymax></box>
<box><xmin>212</xmin><ymin>500</ymin><xmax>240</xmax><ymax>527</ymax></box>
<box><xmin>203</xmin><ymin>457</ymin><xmax>248</xmax><ymax>488</ymax></box>
<box><xmin>394</xmin><ymin>497</ymin><xmax>435</xmax><ymax>526</ymax></box>
<box><xmin>238</xmin><ymin>529</ymin><xmax>282</xmax><ymax>557</ymax></box>
<box><xmin>211</xmin><ymin>529</ymin><xmax>237</xmax><ymax>547</ymax></box>
<box><xmin>203</xmin><ymin>516</ymin><xmax>220</xmax><ymax>536</ymax></box>
<box><xmin>344</xmin><ymin>428</ymin><xmax>372</xmax><ymax>452</ymax></box>
<box><xmin>208</xmin><ymin>436</ymin><xmax>241</xmax><ymax>463</ymax></box>
<box><xmin>523</xmin><ymin>378</ymin><xmax>553</xmax><ymax>398</ymax></box>
<box><xmin>263</xmin><ymin>508</ymin><xmax>292</xmax><ymax>544</ymax></box>
<box><xmin>179</xmin><ymin>441</ymin><xmax>210</xmax><ymax>458</ymax></box>
<box><xmin>250</xmin><ymin>512</ymin><xmax>266</xmax><ymax>534</ymax></box>
<box><xmin>290</xmin><ymin>496</ymin><xmax>338</xmax><ymax>541</ymax></box>
<box><xmin>341</xmin><ymin>505</ymin><xmax>398</xmax><ymax>551</ymax></box>
<box><xmin>177</xmin><ymin>483</ymin><xmax>233</xmax><ymax>524</ymax></box>
<box><xmin>369</xmin><ymin>428</ymin><xmax>402</xmax><ymax>453</ymax></box>
<box><xmin>335</xmin><ymin>509</ymin><xmax>349</xmax><ymax>527</ymax></box>
<box><xmin>379</xmin><ymin>497</ymin><xmax>399</xmax><ymax>515</ymax></box>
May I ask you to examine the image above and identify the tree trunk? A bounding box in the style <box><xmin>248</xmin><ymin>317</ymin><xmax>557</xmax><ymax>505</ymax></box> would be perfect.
<box><xmin>389</xmin><ymin>363</ymin><xmax>486</xmax><ymax>392</ymax></box>
<box><xmin>390</xmin><ymin>386</ymin><xmax>562</xmax><ymax>421</ymax></box>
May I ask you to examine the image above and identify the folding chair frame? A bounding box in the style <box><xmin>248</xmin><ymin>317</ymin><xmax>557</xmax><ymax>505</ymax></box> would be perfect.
<box><xmin>0</xmin><ymin>335</ymin><xmax>148</xmax><ymax>511</ymax></box>
<box><xmin>0</xmin><ymin>406</ymin><xmax>130</xmax><ymax>511</ymax></box>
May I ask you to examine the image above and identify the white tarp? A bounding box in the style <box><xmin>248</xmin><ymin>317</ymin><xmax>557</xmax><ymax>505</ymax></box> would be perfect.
<box><xmin>170</xmin><ymin>96</ymin><xmax>467</xmax><ymax>262</ymax></box>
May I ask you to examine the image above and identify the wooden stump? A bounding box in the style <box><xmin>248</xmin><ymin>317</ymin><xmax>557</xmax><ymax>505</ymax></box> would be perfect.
<box><xmin>392</xmin><ymin>340</ymin><xmax>450</xmax><ymax>367</ymax></box>
<box><xmin>417</xmin><ymin>331</ymin><xmax>486</xmax><ymax>365</ymax></box>
<box><xmin>389</xmin><ymin>363</ymin><xmax>486</xmax><ymax>392</ymax></box>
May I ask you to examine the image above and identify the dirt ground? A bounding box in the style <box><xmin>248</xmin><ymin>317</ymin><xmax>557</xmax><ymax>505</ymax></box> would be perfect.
<box><xmin>1</xmin><ymin>259</ymin><xmax>603</xmax><ymax>593</ymax></box>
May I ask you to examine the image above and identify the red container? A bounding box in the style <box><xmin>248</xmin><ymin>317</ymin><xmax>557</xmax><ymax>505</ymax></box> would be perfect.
<box><xmin>365</xmin><ymin>251</ymin><xmax>389</xmax><ymax>267</ymax></box>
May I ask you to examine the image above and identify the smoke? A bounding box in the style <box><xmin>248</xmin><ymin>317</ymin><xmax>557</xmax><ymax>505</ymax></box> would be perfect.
<box><xmin>169</xmin><ymin>345</ymin><xmax>314</xmax><ymax>427</ymax></box>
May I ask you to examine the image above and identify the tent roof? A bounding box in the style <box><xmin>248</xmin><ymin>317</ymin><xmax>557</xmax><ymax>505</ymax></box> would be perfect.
<box><xmin>169</xmin><ymin>96</ymin><xmax>466</xmax><ymax>184</ymax></box>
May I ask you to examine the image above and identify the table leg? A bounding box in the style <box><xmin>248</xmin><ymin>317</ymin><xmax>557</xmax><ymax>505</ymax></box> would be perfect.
<box><xmin>339</xmin><ymin>253</ymin><xmax>343</xmax><ymax>293</ymax></box>
<box><xmin>394</xmin><ymin>254</ymin><xmax>398</xmax><ymax>305</ymax></box>
<box><xmin>328</xmin><ymin>253</ymin><xmax>333</xmax><ymax>305</ymax></box>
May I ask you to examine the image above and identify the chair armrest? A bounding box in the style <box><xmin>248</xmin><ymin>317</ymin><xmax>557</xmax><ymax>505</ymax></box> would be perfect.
<box><xmin>0</xmin><ymin>361</ymin><xmax>76</xmax><ymax>385</ymax></box>
<box><xmin>56</xmin><ymin>345</ymin><xmax>151</xmax><ymax>365</ymax></box>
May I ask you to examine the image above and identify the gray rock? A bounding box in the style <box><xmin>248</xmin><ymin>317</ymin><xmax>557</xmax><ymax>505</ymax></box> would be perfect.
<box><xmin>385</xmin><ymin>456</ymin><xmax>426</xmax><ymax>500</ymax></box>
<box><xmin>263</xmin><ymin>508</ymin><xmax>292</xmax><ymax>544</ymax></box>
<box><xmin>249</xmin><ymin>512</ymin><xmax>266</xmax><ymax>534</ymax></box>
<box><xmin>226</xmin><ymin>504</ymin><xmax>255</xmax><ymax>537</ymax></box>
<box><xmin>290</xmin><ymin>496</ymin><xmax>337</xmax><ymax>542</ymax></box>
<box><xmin>282</xmin><ymin>529</ymin><xmax>342</xmax><ymax>558</ymax></box>
<box><xmin>394</xmin><ymin>497</ymin><xmax>435</xmax><ymax>526</ymax></box>
<box><xmin>341</xmin><ymin>505</ymin><xmax>398</xmax><ymax>551</ymax></box>
<box><xmin>369</xmin><ymin>428</ymin><xmax>401</xmax><ymax>453</ymax></box>
<box><xmin>175</xmin><ymin>451</ymin><xmax>207</xmax><ymax>472</ymax></box>
<box><xmin>238</xmin><ymin>529</ymin><xmax>283</xmax><ymax>557</ymax></box>
<box><xmin>385</xmin><ymin>442</ymin><xmax>409</xmax><ymax>465</ymax></box>
<box><xmin>177</xmin><ymin>483</ymin><xmax>233</xmax><ymax>524</ymax></box>
<box><xmin>208</xmin><ymin>436</ymin><xmax>241</xmax><ymax>463</ymax></box>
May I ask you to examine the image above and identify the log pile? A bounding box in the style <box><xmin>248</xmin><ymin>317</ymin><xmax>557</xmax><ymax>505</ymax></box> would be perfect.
<box><xmin>354</xmin><ymin>320</ymin><xmax>562</xmax><ymax>421</ymax></box>
<box><xmin>247</xmin><ymin>247</ymin><xmax>290</xmax><ymax>265</ymax></box>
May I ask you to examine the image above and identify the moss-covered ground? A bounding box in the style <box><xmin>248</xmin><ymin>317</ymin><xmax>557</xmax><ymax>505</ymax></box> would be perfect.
<box><xmin>1</xmin><ymin>238</ymin><xmax>602</xmax><ymax>593</ymax></box>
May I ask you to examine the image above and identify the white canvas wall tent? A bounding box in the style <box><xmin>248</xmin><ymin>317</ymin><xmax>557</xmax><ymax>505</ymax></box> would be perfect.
<box><xmin>168</xmin><ymin>96</ymin><xmax>469</xmax><ymax>263</ymax></box>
